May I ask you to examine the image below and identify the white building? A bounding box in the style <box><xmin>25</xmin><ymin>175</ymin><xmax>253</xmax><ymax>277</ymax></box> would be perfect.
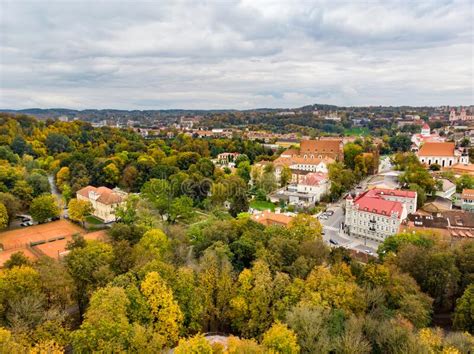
<box><xmin>77</xmin><ymin>186</ymin><xmax>127</xmax><ymax>223</ymax></box>
<box><xmin>275</xmin><ymin>172</ymin><xmax>329</xmax><ymax>208</ymax></box>
<box><xmin>449</xmin><ymin>107</ymin><xmax>474</xmax><ymax>122</ymax></box>
<box><xmin>417</xmin><ymin>142</ymin><xmax>469</xmax><ymax>168</ymax></box>
<box><xmin>411</xmin><ymin>123</ymin><xmax>445</xmax><ymax>149</ymax></box>
<box><xmin>344</xmin><ymin>188</ymin><xmax>417</xmax><ymax>242</ymax></box>
<box><xmin>461</xmin><ymin>189</ymin><xmax>474</xmax><ymax>212</ymax></box>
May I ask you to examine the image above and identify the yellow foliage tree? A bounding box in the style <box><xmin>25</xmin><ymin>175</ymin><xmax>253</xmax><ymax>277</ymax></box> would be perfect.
<box><xmin>141</xmin><ymin>272</ymin><xmax>183</xmax><ymax>346</ymax></box>
<box><xmin>174</xmin><ymin>334</ymin><xmax>213</xmax><ymax>354</ymax></box>
<box><xmin>301</xmin><ymin>265</ymin><xmax>365</xmax><ymax>314</ymax></box>
<box><xmin>262</xmin><ymin>321</ymin><xmax>300</xmax><ymax>354</ymax></box>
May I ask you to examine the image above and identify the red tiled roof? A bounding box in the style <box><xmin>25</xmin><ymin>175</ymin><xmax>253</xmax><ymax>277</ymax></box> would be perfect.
<box><xmin>418</xmin><ymin>142</ymin><xmax>455</xmax><ymax>157</ymax></box>
<box><xmin>300</xmin><ymin>139</ymin><xmax>342</xmax><ymax>154</ymax></box>
<box><xmin>300</xmin><ymin>172</ymin><xmax>328</xmax><ymax>186</ymax></box>
<box><xmin>462</xmin><ymin>189</ymin><xmax>474</xmax><ymax>199</ymax></box>
<box><xmin>365</xmin><ymin>188</ymin><xmax>417</xmax><ymax>199</ymax></box>
<box><xmin>354</xmin><ymin>195</ymin><xmax>403</xmax><ymax>218</ymax></box>
<box><xmin>353</xmin><ymin>190</ymin><xmax>404</xmax><ymax>218</ymax></box>
<box><xmin>251</xmin><ymin>211</ymin><xmax>293</xmax><ymax>227</ymax></box>
<box><xmin>77</xmin><ymin>186</ymin><xmax>125</xmax><ymax>205</ymax></box>
<box><xmin>274</xmin><ymin>155</ymin><xmax>334</xmax><ymax>167</ymax></box>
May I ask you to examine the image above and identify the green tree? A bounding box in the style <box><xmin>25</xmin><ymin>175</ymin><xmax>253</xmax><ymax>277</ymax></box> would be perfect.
<box><xmin>103</xmin><ymin>162</ymin><xmax>120</xmax><ymax>186</ymax></box>
<box><xmin>68</xmin><ymin>198</ymin><xmax>93</xmax><ymax>226</ymax></box>
<box><xmin>72</xmin><ymin>287</ymin><xmax>132</xmax><ymax>352</ymax></box>
<box><xmin>237</xmin><ymin>161</ymin><xmax>252</xmax><ymax>184</ymax></box>
<box><xmin>45</xmin><ymin>133</ymin><xmax>72</xmax><ymax>154</ymax></box>
<box><xmin>3</xmin><ymin>251</ymin><xmax>31</xmax><ymax>269</ymax></box>
<box><xmin>65</xmin><ymin>240</ymin><xmax>114</xmax><ymax>314</ymax></box>
<box><xmin>0</xmin><ymin>202</ymin><xmax>8</xmax><ymax>229</ymax></box>
<box><xmin>288</xmin><ymin>214</ymin><xmax>322</xmax><ymax>242</ymax></box>
<box><xmin>29</xmin><ymin>194</ymin><xmax>60</xmax><ymax>223</ymax></box>
<box><xmin>0</xmin><ymin>192</ymin><xmax>21</xmax><ymax>223</ymax></box>
<box><xmin>453</xmin><ymin>284</ymin><xmax>474</xmax><ymax>333</ymax></box>
<box><xmin>344</xmin><ymin>143</ymin><xmax>364</xmax><ymax>169</ymax></box>
<box><xmin>280</xmin><ymin>166</ymin><xmax>292</xmax><ymax>187</ymax></box>
<box><xmin>26</xmin><ymin>172</ymin><xmax>51</xmax><ymax>197</ymax></box>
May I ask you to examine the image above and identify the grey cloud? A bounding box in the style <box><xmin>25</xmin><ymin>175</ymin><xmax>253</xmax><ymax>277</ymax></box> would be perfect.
<box><xmin>0</xmin><ymin>0</ymin><xmax>472</xmax><ymax>109</ymax></box>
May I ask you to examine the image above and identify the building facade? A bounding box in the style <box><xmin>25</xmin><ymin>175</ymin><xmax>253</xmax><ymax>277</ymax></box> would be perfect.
<box><xmin>76</xmin><ymin>186</ymin><xmax>127</xmax><ymax>223</ymax></box>
<box><xmin>344</xmin><ymin>188</ymin><xmax>416</xmax><ymax>242</ymax></box>
<box><xmin>461</xmin><ymin>189</ymin><xmax>474</xmax><ymax>212</ymax></box>
<box><xmin>417</xmin><ymin>142</ymin><xmax>469</xmax><ymax>168</ymax></box>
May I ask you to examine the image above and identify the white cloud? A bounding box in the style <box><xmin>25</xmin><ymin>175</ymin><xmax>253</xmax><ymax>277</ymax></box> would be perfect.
<box><xmin>0</xmin><ymin>0</ymin><xmax>472</xmax><ymax>109</ymax></box>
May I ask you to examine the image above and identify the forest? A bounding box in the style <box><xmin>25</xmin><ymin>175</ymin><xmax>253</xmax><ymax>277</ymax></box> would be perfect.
<box><xmin>0</xmin><ymin>113</ymin><xmax>472</xmax><ymax>353</ymax></box>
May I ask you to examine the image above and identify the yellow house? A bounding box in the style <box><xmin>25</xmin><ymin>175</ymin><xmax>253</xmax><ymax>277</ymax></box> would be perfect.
<box><xmin>76</xmin><ymin>186</ymin><xmax>127</xmax><ymax>223</ymax></box>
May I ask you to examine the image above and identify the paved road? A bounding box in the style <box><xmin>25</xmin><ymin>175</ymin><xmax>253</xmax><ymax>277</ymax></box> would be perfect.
<box><xmin>319</xmin><ymin>202</ymin><xmax>378</xmax><ymax>256</ymax></box>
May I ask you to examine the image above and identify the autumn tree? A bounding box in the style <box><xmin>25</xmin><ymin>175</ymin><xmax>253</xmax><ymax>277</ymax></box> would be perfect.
<box><xmin>65</xmin><ymin>241</ymin><xmax>114</xmax><ymax>314</ymax></box>
<box><xmin>230</xmin><ymin>260</ymin><xmax>277</xmax><ymax>337</ymax></box>
<box><xmin>453</xmin><ymin>284</ymin><xmax>474</xmax><ymax>333</ymax></box>
<box><xmin>262</xmin><ymin>321</ymin><xmax>300</xmax><ymax>354</ymax></box>
<box><xmin>0</xmin><ymin>193</ymin><xmax>20</xmax><ymax>223</ymax></box>
<box><xmin>0</xmin><ymin>202</ymin><xmax>8</xmax><ymax>229</ymax></box>
<box><xmin>141</xmin><ymin>272</ymin><xmax>183</xmax><ymax>346</ymax></box>
<box><xmin>72</xmin><ymin>287</ymin><xmax>132</xmax><ymax>352</ymax></box>
<box><xmin>29</xmin><ymin>194</ymin><xmax>60</xmax><ymax>223</ymax></box>
<box><xmin>174</xmin><ymin>334</ymin><xmax>212</xmax><ymax>354</ymax></box>
<box><xmin>68</xmin><ymin>198</ymin><xmax>93</xmax><ymax>226</ymax></box>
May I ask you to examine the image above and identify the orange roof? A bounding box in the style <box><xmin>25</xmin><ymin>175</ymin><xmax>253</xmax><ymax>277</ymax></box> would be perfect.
<box><xmin>300</xmin><ymin>139</ymin><xmax>342</xmax><ymax>154</ymax></box>
<box><xmin>274</xmin><ymin>155</ymin><xmax>334</xmax><ymax>167</ymax></box>
<box><xmin>251</xmin><ymin>211</ymin><xmax>293</xmax><ymax>227</ymax></box>
<box><xmin>462</xmin><ymin>189</ymin><xmax>474</xmax><ymax>199</ymax></box>
<box><xmin>418</xmin><ymin>142</ymin><xmax>455</xmax><ymax>157</ymax></box>
<box><xmin>446</xmin><ymin>163</ymin><xmax>474</xmax><ymax>176</ymax></box>
<box><xmin>77</xmin><ymin>186</ymin><xmax>125</xmax><ymax>205</ymax></box>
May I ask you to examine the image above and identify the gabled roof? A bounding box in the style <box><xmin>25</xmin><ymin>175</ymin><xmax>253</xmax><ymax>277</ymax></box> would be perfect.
<box><xmin>354</xmin><ymin>194</ymin><xmax>403</xmax><ymax>218</ymax></box>
<box><xmin>462</xmin><ymin>189</ymin><xmax>474</xmax><ymax>199</ymax></box>
<box><xmin>418</xmin><ymin>142</ymin><xmax>455</xmax><ymax>157</ymax></box>
<box><xmin>77</xmin><ymin>186</ymin><xmax>125</xmax><ymax>205</ymax></box>
<box><xmin>299</xmin><ymin>172</ymin><xmax>328</xmax><ymax>186</ymax></box>
<box><xmin>300</xmin><ymin>139</ymin><xmax>342</xmax><ymax>154</ymax></box>
<box><xmin>251</xmin><ymin>211</ymin><xmax>293</xmax><ymax>226</ymax></box>
<box><xmin>365</xmin><ymin>188</ymin><xmax>417</xmax><ymax>199</ymax></box>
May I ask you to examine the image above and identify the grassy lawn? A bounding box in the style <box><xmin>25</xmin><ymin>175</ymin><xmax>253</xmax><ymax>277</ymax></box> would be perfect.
<box><xmin>85</xmin><ymin>215</ymin><xmax>104</xmax><ymax>225</ymax></box>
<box><xmin>344</xmin><ymin>127</ymin><xmax>370</xmax><ymax>136</ymax></box>
<box><xmin>250</xmin><ymin>200</ymin><xmax>275</xmax><ymax>211</ymax></box>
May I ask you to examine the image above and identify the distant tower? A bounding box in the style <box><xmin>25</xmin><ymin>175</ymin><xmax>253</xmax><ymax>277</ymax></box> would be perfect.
<box><xmin>449</xmin><ymin>108</ymin><xmax>457</xmax><ymax>121</ymax></box>
<box><xmin>421</xmin><ymin>123</ymin><xmax>431</xmax><ymax>137</ymax></box>
<box><xmin>460</xmin><ymin>107</ymin><xmax>467</xmax><ymax>121</ymax></box>
<box><xmin>460</xmin><ymin>148</ymin><xmax>469</xmax><ymax>165</ymax></box>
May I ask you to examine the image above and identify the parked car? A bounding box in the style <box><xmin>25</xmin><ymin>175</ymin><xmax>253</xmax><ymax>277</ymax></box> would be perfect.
<box><xmin>319</xmin><ymin>214</ymin><xmax>328</xmax><ymax>220</ymax></box>
<box><xmin>326</xmin><ymin>210</ymin><xmax>334</xmax><ymax>216</ymax></box>
<box><xmin>20</xmin><ymin>220</ymin><xmax>33</xmax><ymax>227</ymax></box>
<box><xmin>329</xmin><ymin>239</ymin><xmax>338</xmax><ymax>245</ymax></box>
<box><xmin>16</xmin><ymin>214</ymin><xmax>32</xmax><ymax>222</ymax></box>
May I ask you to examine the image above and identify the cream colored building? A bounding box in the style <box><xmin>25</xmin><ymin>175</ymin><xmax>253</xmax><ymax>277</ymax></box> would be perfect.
<box><xmin>344</xmin><ymin>188</ymin><xmax>416</xmax><ymax>242</ymax></box>
<box><xmin>77</xmin><ymin>186</ymin><xmax>127</xmax><ymax>223</ymax></box>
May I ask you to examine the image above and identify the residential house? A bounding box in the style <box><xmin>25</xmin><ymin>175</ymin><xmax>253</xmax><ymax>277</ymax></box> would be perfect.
<box><xmin>77</xmin><ymin>186</ymin><xmax>127</xmax><ymax>223</ymax></box>
<box><xmin>461</xmin><ymin>189</ymin><xmax>474</xmax><ymax>212</ymax></box>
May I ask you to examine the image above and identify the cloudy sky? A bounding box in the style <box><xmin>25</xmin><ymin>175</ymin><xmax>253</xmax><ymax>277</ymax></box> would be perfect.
<box><xmin>0</xmin><ymin>0</ymin><xmax>473</xmax><ymax>109</ymax></box>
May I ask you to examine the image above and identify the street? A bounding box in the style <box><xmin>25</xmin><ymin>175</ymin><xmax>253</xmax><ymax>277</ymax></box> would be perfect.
<box><xmin>320</xmin><ymin>202</ymin><xmax>379</xmax><ymax>256</ymax></box>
